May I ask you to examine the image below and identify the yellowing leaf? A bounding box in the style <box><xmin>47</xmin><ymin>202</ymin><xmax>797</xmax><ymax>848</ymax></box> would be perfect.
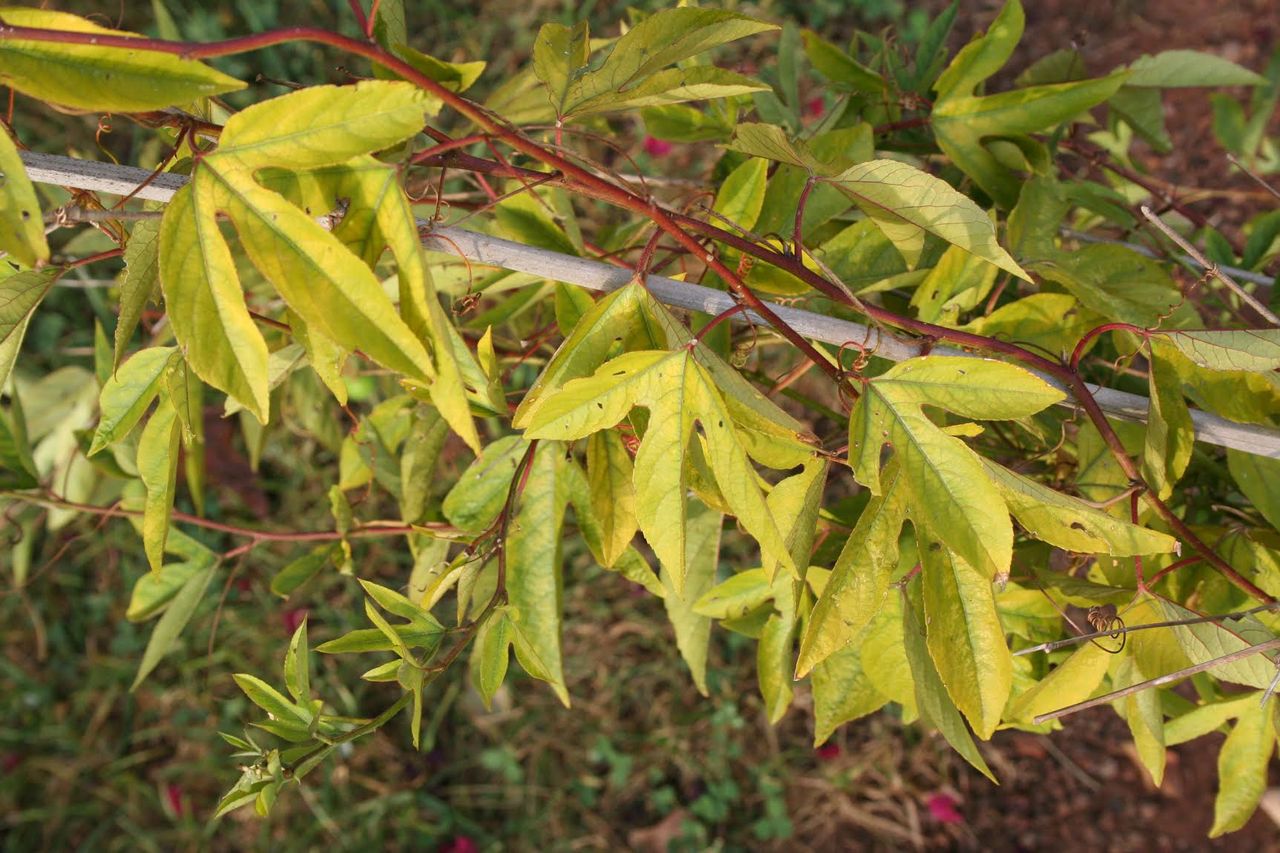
<box><xmin>811</xmin><ymin>642</ymin><xmax>888</xmax><ymax>745</ymax></box>
<box><xmin>919</xmin><ymin>533</ymin><xmax>1012</xmax><ymax>739</ymax></box>
<box><xmin>903</xmin><ymin>585</ymin><xmax>996</xmax><ymax>781</ymax></box>
<box><xmin>1211</xmin><ymin>703</ymin><xmax>1275</xmax><ymax>837</ymax></box>
<box><xmin>661</xmin><ymin>499</ymin><xmax>722</xmax><ymax>696</ymax></box>
<box><xmin>1141</xmin><ymin>351</ymin><xmax>1193</xmax><ymax>500</ymax></box>
<box><xmin>693</xmin><ymin>568</ymin><xmax>771</xmax><ymax>619</ymax></box>
<box><xmin>216</xmin><ymin>81</ymin><xmax>433</xmax><ymax>172</ymax></box>
<box><xmin>796</xmin><ymin>465</ymin><xmax>907</xmax><ymax>676</ymax></box>
<box><xmin>199</xmin><ymin>163</ymin><xmax>435</xmax><ymax>385</ymax></box>
<box><xmin>0</xmin><ymin>128</ymin><xmax>48</xmax><ymax>267</ymax></box>
<box><xmin>829</xmin><ymin>160</ymin><xmax>1027</xmax><ymax>278</ymax></box>
<box><xmin>524</xmin><ymin>348</ymin><xmax>793</xmax><ymax>590</ymax></box>
<box><xmin>851</xmin><ymin>356</ymin><xmax>1064</xmax><ymax>580</ymax></box>
<box><xmin>1007</xmin><ymin>642</ymin><xmax>1112</xmax><ymax>725</ymax></box>
<box><xmin>981</xmin><ymin>458</ymin><xmax>1180</xmax><ymax>555</ymax></box>
<box><xmin>158</xmin><ymin>182</ymin><xmax>270</xmax><ymax>422</ymax></box>
<box><xmin>331</xmin><ymin>156</ymin><xmax>480</xmax><ymax>449</ymax></box>
<box><xmin>0</xmin><ymin>8</ymin><xmax>245</xmax><ymax>112</ymax></box>
<box><xmin>586</xmin><ymin>430</ymin><xmax>637</xmax><ymax>567</ymax></box>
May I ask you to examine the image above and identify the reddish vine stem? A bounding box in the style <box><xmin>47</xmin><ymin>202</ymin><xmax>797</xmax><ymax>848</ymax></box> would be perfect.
<box><xmin>1069</xmin><ymin>322</ymin><xmax>1145</xmax><ymax>371</ymax></box>
<box><xmin>9</xmin><ymin>489</ymin><xmax>458</xmax><ymax>546</ymax></box>
<box><xmin>3</xmin><ymin>21</ymin><xmax>1268</xmax><ymax>602</ymax></box>
<box><xmin>1146</xmin><ymin>554</ymin><xmax>1205</xmax><ymax>588</ymax></box>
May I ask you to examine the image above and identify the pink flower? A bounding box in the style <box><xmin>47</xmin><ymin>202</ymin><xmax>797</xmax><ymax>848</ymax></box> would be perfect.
<box><xmin>925</xmin><ymin>792</ymin><xmax>964</xmax><ymax>824</ymax></box>
<box><xmin>804</xmin><ymin>96</ymin><xmax>826</xmax><ymax>120</ymax></box>
<box><xmin>281</xmin><ymin>608</ymin><xmax>308</xmax><ymax>635</ymax></box>
<box><xmin>440</xmin><ymin>837</ymin><xmax>478</xmax><ymax>853</ymax></box>
<box><xmin>815</xmin><ymin>743</ymin><xmax>841</xmax><ymax>761</ymax></box>
<box><xmin>164</xmin><ymin>783</ymin><xmax>185</xmax><ymax>817</ymax></box>
<box><xmin>643</xmin><ymin>136</ymin><xmax>673</xmax><ymax>157</ymax></box>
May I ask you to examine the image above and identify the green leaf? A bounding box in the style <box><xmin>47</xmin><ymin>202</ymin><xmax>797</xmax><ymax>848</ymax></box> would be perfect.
<box><xmin>713</xmin><ymin>158</ymin><xmax>769</xmax><ymax>232</ymax></box>
<box><xmin>392</xmin><ymin>43</ymin><xmax>485</xmax><ymax>93</ymax></box>
<box><xmin>965</xmin><ymin>293</ymin><xmax>1095</xmax><ymax>360</ymax></box>
<box><xmin>1156</xmin><ymin>329</ymin><xmax>1280</xmax><ymax>373</ymax></box>
<box><xmin>1126</xmin><ymin>50</ymin><xmax>1267</xmax><ymax>88</ymax></box>
<box><xmin>532</xmin><ymin>21</ymin><xmax>590</xmax><ymax>118</ymax></box>
<box><xmin>902</xmin><ymin>585</ymin><xmax>996</xmax><ymax>781</ymax></box>
<box><xmin>811</xmin><ymin>641</ymin><xmax>888</xmax><ymax>745</ymax></box>
<box><xmin>641</xmin><ymin>104</ymin><xmax>733</xmax><ymax>142</ymax></box>
<box><xmin>557</xmin><ymin>9</ymin><xmax>776</xmax><ymax>120</ymax></box>
<box><xmin>585</xmin><ymin>430</ymin><xmax>637</xmax><ymax>567</ymax></box>
<box><xmin>1031</xmin><ymin>244</ymin><xmax>1181</xmax><ymax>327</ymax></box>
<box><xmin>0</xmin><ymin>8</ymin><xmax>244</xmax><ymax>112</ymax></box>
<box><xmin>270</xmin><ymin>545</ymin><xmax>334</xmax><ymax>598</ymax></box>
<box><xmin>932</xmin><ymin>0</ymin><xmax>1023</xmax><ymax>102</ymax></box>
<box><xmin>981</xmin><ymin>458</ymin><xmax>1179</xmax><ymax>555</ymax></box>
<box><xmin>1141</xmin><ymin>352</ymin><xmax>1193</xmax><ymax>500</ymax></box>
<box><xmin>314</xmin><ymin>624</ymin><xmax>444</xmax><ymax>655</ymax></box>
<box><xmin>524</xmin><ymin>348</ymin><xmax>794</xmax><ymax>590</ymax></box>
<box><xmin>1113</xmin><ymin>654</ymin><xmax>1167</xmax><ymax>785</ymax></box>
<box><xmin>215</xmin><ymin>81</ymin><xmax>432</xmax><ymax>172</ymax></box>
<box><xmin>1110</xmin><ymin>86</ymin><xmax>1172</xmax><ymax>152</ymax></box>
<box><xmin>796</xmin><ymin>465</ymin><xmax>907</xmax><ymax>676</ymax></box>
<box><xmin>132</xmin><ymin>562</ymin><xmax>215</xmax><ymax>689</ymax></box>
<box><xmin>0</xmin><ymin>128</ymin><xmax>48</xmax><ymax>267</ymax></box>
<box><xmin>0</xmin><ymin>268</ymin><xmax>57</xmax><ymax>364</ymax></box>
<box><xmin>931</xmin><ymin>1</ymin><xmax>1125</xmax><ymax>206</ymax></box>
<box><xmin>919</xmin><ymin>533</ymin><xmax>1012</xmax><ymax>739</ymax></box>
<box><xmin>0</xmin><ymin>396</ymin><xmax>37</xmax><ymax>490</ymax></box>
<box><xmin>158</xmin><ymin>181</ymin><xmax>270</xmax><ymax>422</ymax></box>
<box><xmin>505</xmin><ymin>442</ymin><xmax>571</xmax><ymax>705</ymax></box>
<box><xmin>1211</xmin><ymin>703</ymin><xmax>1274</xmax><ymax>836</ymax></box>
<box><xmin>801</xmin><ymin>31</ymin><xmax>886</xmax><ymax>94</ymax></box>
<box><xmin>283</xmin><ymin>619</ymin><xmax>310</xmax><ymax>702</ymax></box>
<box><xmin>911</xmin><ymin>242</ymin><xmax>999</xmax><ymax>324</ymax></box>
<box><xmin>137</xmin><ymin>397</ymin><xmax>181</xmax><ymax>573</ymax></box>
<box><xmin>88</xmin><ymin>347</ymin><xmax>174</xmax><ymax>456</ymax></box>
<box><xmin>233</xmin><ymin>673</ymin><xmax>311</xmax><ymax>725</ymax></box>
<box><xmin>851</xmin><ymin>356</ymin><xmax>1064</xmax><ymax>581</ymax></box>
<box><xmin>442</xmin><ymin>435</ymin><xmax>528</xmax><ymax>532</ymax></box>
<box><xmin>1154</xmin><ymin>597</ymin><xmax>1279</xmax><ymax>689</ymax></box>
<box><xmin>471</xmin><ymin>609</ymin><xmax>513</xmax><ymax>708</ymax></box>
<box><xmin>116</xmin><ymin>220</ymin><xmax>161</xmax><ymax>368</ymax></box>
<box><xmin>126</xmin><ymin>558</ymin><xmax>204</xmax><ymax>622</ymax></box>
<box><xmin>661</xmin><ymin>499</ymin><xmax>722</xmax><ymax>696</ymax></box>
<box><xmin>1227</xmin><ymin>450</ymin><xmax>1280</xmax><ymax>534</ymax></box>
<box><xmin>828</xmin><ymin>159</ymin><xmax>1027</xmax><ymax>278</ymax></box>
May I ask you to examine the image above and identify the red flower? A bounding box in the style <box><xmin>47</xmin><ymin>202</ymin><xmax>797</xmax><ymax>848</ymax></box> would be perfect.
<box><xmin>804</xmin><ymin>96</ymin><xmax>826</xmax><ymax>120</ymax></box>
<box><xmin>643</xmin><ymin>136</ymin><xmax>673</xmax><ymax>157</ymax></box>
<box><xmin>815</xmin><ymin>742</ymin><xmax>841</xmax><ymax>760</ymax></box>
<box><xmin>281</xmin><ymin>608</ymin><xmax>308</xmax><ymax>635</ymax></box>
<box><xmin>925</xmin><ymin>792</ymin><xmax>964</xmax><ymax>824</ymax></box>
<box><xmin>440</xmin><ymin>836</ymin><xmax>478</xmax><ymax>853</ymax></box>
<box><xmin>164</xmin><ymin>783</ymin><xmax>185</xmax><ymax>817</ymax></box>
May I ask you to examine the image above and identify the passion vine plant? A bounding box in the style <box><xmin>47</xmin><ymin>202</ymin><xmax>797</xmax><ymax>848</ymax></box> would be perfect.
<box><xmin>3</xmin><ymin>0</ymin><xmax>1280</xmax><ymax>835</ymax></box>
